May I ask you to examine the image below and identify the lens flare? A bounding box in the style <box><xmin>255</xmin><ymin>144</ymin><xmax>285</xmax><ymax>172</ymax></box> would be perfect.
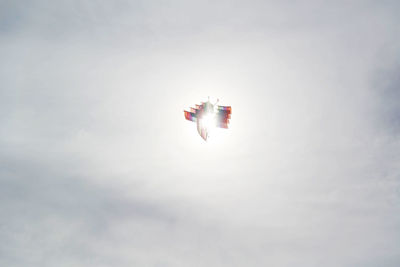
<box><xmin>201</xmin><ymin>112</ymin><xmax>216</xmax><ymax>131</ymax></box>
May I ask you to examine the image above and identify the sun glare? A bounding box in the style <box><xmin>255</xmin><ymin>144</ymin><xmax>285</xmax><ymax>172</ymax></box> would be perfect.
<box><xmin>201</xmin><ymin>112</ymin><xmax>216</xmax><ymax>132</ymax></box>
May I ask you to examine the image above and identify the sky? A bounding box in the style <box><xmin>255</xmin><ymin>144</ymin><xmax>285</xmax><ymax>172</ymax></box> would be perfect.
<box><xmin>0</xmin><ymin>1</ymin><xmax>400</xmax><ymax>266</ymax></box>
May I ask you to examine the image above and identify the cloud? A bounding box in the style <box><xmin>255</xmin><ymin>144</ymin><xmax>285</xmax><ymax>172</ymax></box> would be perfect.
<box><xmin>0</xmin><ymin>1</ymin><xmax>399</xmax><ymax>266</ymax></box>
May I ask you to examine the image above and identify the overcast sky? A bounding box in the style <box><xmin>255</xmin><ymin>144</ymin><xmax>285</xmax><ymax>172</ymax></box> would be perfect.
<box><xmin>1</xmin><ymin>1</ymin><xmax>400</xmax><ymax>266</ymax></box>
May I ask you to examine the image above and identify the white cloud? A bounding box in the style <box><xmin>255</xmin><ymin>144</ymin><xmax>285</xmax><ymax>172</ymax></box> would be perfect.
<box><xmin>0</xmin><ymin>1</ymin><xmax>399</xmax><ymax>266</ymax></box>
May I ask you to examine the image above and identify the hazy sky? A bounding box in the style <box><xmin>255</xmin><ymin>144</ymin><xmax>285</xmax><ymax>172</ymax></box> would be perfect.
<box><xmin>1</xmin><ymin>1</ymin><xmax>400</xmax><ymax>266</ymax></box>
